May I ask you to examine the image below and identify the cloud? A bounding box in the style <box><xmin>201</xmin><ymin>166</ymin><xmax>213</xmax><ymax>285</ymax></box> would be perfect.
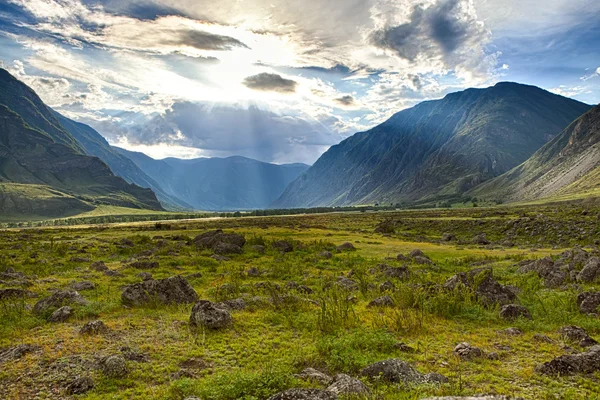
<box><xmin>242</xmin><ymin>73</ymin><xmax>297</xmax><ymax>93</ymax></box>
<box><xmin>334</xmin><ymin>95</ymin><xmax>355</xmax><ymax>106</ymax></box>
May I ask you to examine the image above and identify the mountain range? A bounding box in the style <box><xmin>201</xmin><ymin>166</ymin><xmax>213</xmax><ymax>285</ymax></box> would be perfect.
<box><xmin>274</xmin><ymin>82</ymin><xmax>592</xmax><ymax>208</ymax></box>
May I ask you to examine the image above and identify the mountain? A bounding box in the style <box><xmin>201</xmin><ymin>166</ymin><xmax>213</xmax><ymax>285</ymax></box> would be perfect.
<box><xmin>51</xmin><ymin>111</ymin><xmax>192</xmax><ymax>211</ymax></box>
<box><xmin>114</xmin><ymin>148</ymin><xmax>309</xmax><ymax>210</ymax></box>
<box><xmin>471</xmin><ymin>104</ymin><xmax>600</xmax><ymax>202</ymax></box>
<box><xmin>274</xmin><ymin>82</ymin><xmax>591</xmax><ymax>208</ymax></box>
<box><xmin>0</xmin><ymin>69</ymin><xmax>162</xmax><ymax>218</ymax></box>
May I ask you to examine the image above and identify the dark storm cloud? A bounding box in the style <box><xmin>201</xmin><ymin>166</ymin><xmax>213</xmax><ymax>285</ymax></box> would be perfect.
<box><xmin>334</xmin><ymin>95</ymin><xmax>355</xmax><ymax>106</ymax></box>
<box><xmin>242</xmin><ymin>73</ymin><xmax>298</xmax><ymax>93</ymax></box>
<box><xmin>371</xmin><ymin>0</ymin><xmax>486</xmax><ymax>63</ymax></box>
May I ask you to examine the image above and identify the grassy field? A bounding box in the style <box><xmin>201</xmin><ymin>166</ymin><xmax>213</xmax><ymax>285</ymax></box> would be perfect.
<box><xmin>1</xmin><ymin>203</ymin><xmax>600</xmax><ymax>399</ymax></box>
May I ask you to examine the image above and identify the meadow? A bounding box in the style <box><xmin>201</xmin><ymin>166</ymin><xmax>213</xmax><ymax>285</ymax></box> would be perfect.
<box><xmin>1</xmin><ymin>203</ymin><xmax>600</xmax><ymax>399</ymax></box>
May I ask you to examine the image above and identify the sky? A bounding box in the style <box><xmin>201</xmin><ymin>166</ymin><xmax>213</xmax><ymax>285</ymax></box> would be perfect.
<box><xmin>0</xmin><ymin>0</ymin><xmax>599</xmax><ymax>164</ymax></box>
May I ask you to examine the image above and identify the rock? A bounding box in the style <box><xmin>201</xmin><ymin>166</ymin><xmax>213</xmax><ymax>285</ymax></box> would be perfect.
<box><xmin>382</xmin><ymin>265</ymin><xmax>409</xmax><ymax>280</ymax></box>
<box><xmin>79</xmin><ymin>320</ymin><xmax>109</xmax><ymax>335</ymax></box>
<box><xmin>327</xmin><ymin>374</ymin><xmax>370</xmax><ymax>396</ymax></box>
<box><xmin>180</xmin><ymin>357</ymin><xmax>211</xmax><ymax>371</ymax></box>
<box><xmin>409</xmin><ymin>249</ymin><xmax>426</xmax><ymax>258</ymax></box>
<box><xmin>0</xmin><ymin>288</ymin><xmax>36</xmax><ymax>300</ymax></box>
<box><xmin>443</xmin><ymin>267</ymin><xmax>516</xmax><ymax>306</ymax></box>
<box><xmin>214</xmin><ymin>242</ymin><xmax>243</xmax><ymax>255</ymax></box>
<box><xmin>104</xmin><ymin>270</ymin><xmax>123</xmax><ymax>277</ymax></box>
<box><xmin>295</xmin><ymin>368</ymin><xmax>333</xmax><ymax>385</ymax></box>
<box><xmin>251</xmin><ymin>245</ymin><xmax>266</xmax><ymax>254</ymax></box>
<box><xmin>101</xmin><ymin>355</ymin><xmax>128</xmax><ymax>378</ymax></box>
<box><xmin>359</xmin><ymin>358</ymin><xmax>446</xmax><ymax>384</ymax></box>
<box><xmin>48</xmin><ymin>306</ymin><xmax>73</xmax><ymax>323</ymax></box>
<box><xmin>454</xmin><ymin>342</ymin><xmax>484</xmax><ymax>360</ymax></box>
<box><xmin>32</xmin><ymin>290</ymin><xmax>88</xmax><ymax>316</ymax></box>
<box><xmin>397</xmin><ymin>254</ymin><xmax>411</xmax><ymax>261</ymax></box>
<box><xmin>380</xmin><ymin>281</ymin><xmax>396</xmax><ymax>292</ymax></box>
<box><xmin>267</xmin><ymin>389</ymin><xmax>338</xmax><ymax>400</ymax></box>
<box><xmin>533</xmin><ymin>334</ymin><xmax>554</xmax><ymax>343</ymax></box>
<box><xmin>334</xmin><ymin>276</ymin><xmax>358</xmax><ymax>291</ymax></box>
<box><xmin>65</xmin><ymin>376</ymin><xmax>94</xmax><ymax>395</ymax></box>
<box><xmin>0</xmin><ymin>344</ymin><xmax>40</xmax><ymax>362</ymax></box>
<box><xmin>217</xmin><ymin>298</ymin><xmax>247</xmax><ymax>311</ymax></box>
<box><xmin>70</xmin><ymin>257</ymin><xmax>91</xmax><ymax>263</ymax></box>
<box><xmin>122</xmin><ymin>275</ymin><xmax>199</xmax><ymax>306</ymax></box>
<box><xmin>499</xmin><ymin>304</ymin><xmax>532</xmax><ymax>321</ymax></box>
<box><xmin>538</xmin><ymin>345</ymin><xmax>600</xmax><ymax>375</ymax></box>
<box><xmin>189</xmin><ymin>300</ymin><xmax>233</xmax><ymax>329</ymax></box>
<box><xmin>273</xmin><ymin>240</ymin><xmax>294</xmax><ymax>253</ymax></box>
<box><xmin>137</xmin><ymin>272</ymin><xmax>153</xmax><ymax>281</ymax></box>
<box><xmin>558</xmin><ymin>326</ymin><xmax>598</xmax><ymax>347</ymax></box>
<box><xmin>247</xmin><ymin>267</ymin><xmax>262</xmax><ymax>277</ymax></box>
<box><xmin>472</xmin><ymin>233</ymin><xmax>490</xmax><ymax>245</ymax></box>
<box><xmin>337</xmin><ymin>242</ymin><xmax>355</xmax><ymax>251</ymax></box>
<box><xmin>441</xmin><ymin>233</ymin><xmax>456</xmax><ymax>242</ymax></box>
<box><xmin>577</xmin><ymin>257</ymin><xmax>600</xmax><ymax>282</ymax></box>
<box><xmin>211</xmin><ymin>255</ymin><xmax>230</xmax><ymax>261</ymax></box>
<box><xmin>577</xmin><ymin>291</ymin><xmax>600</xmax><ymax>314</ymax></box>
<box><xmin>71</xmin><ymin>281</ymin><xmax>96</xmax><ymax>291</ymax></box>
<box><xmin>129</xmin><ymin>261</ymin><xmax>159</xmax><ymax>269</ymax></box>
<box><xmin>367</xmin><ymin>295</ymin><xmax>395</xmax><ymax>308</ymax></box>
<box><xmin>422</xmin><ymin>396</ymin><xmax>522</xmax><ymax>400</ymax></box>
<box><xmin>498</xmin><ymin>327</ymin><xmax>523</xmax><ymax>336</ymax></box>
<box><xmin>193</xmin><ymin>229</ymin><xmax>246</xmax><ymax>251</ymax></box>
<box><xmin>544</xmin><ymin>270</ymin><xmax>566</xmax><ymax>288</ymax></box>
<box><xmin>414</xmin><ymin>256</ymin><xmax>432</xmax><ymax>265</ymax></box>
<box><xmin>319</xmin><ymin>251</ymin><xmax>333</xmax><ymax>259</ymax></box>
<box><xmin>120</xmin><ymin>347</ymin><xmax>150</xmax><ymax>362</ymax></box>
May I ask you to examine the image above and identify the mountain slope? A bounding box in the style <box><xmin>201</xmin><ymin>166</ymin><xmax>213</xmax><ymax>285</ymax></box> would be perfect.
<box><xmin>52</xmin><ymin>111</ymin><xmax>191</xmax><ymax>210</ymax></box>
<box><xmin>114</xmin><ymin>148</ymin><xmax>309</xmax><ymax>210</ymax></box>
<box><xmin>471</xmin><ymin>104</ymin><xmax>600</xmax><ymax>201</ymax></box>
<box><xmin>274</xmin><ymin>82</ymin><xmax>591</xmax><ymax>208</ymax></box>
<box><xmin>0</xmin><ymin>69</ymin><xmax>162</xmax><ymax>217</ymax></box>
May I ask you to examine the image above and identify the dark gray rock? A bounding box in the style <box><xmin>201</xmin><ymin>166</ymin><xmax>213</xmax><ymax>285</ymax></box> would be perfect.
<box><xmin>558</xmin><ymin>326</ymin><xmax>598</xmax><ymax>347</ymax></box>
<box><xmin>122</xmin><ymin>275</ymin><xmax>199</xmax><ymax>306</ymax></box>
<box><xmin>0</xmin><ymin>344</ymin><xmax>40</xmax><ymax>362</ymax></box>
<box><xmin>129</xmin><ymin>261</ymin><xmax>159</xmax><ymax>270</ymax></box>
<box><xmin>267</xmin><ymin>389</ymin><xmax>338</xmax><ymax>400</ymax></box>
<box><xmin>217</xmin><ymin>298</ymin><xmax>247</xmax><ymax>311</ymax></box>
<box><xmin>32</xmin><ymin>290</ymin><xmax>88</xmax><ymax>316</ymax></box>
<box><xmin>538</xmin><ymin>345</ymin><xmax>600</xmax><ymax>375</ymax></box>
<box><xmin>295</xmin><ymin>368</ymin><xmax>333</xmax><ymax>385</ymax></box>
<box><xmin>214</xmin><ymin>242</ymin><xmax>243</xmax><ymax>255</ymax></box>
<box><xmin>577</xmin><ymin>257</ymin><xmax>600</xmax><ymax>283</ymax></box>
<box><xmin>409</xmin><ymin>249</ymin><xmax>426</xmax><ymax>258</ymax></box>
<box><xmin>454</xmin><ymin>342</ymin><xmax>484</xmax><ymax>359</ymax></box>
<box><xmin>189</xmin><ymin>300</ymin><xmax>233</xmax><ymax>329</ymax></box>
<box><xmin>414</xmin><ymin>256</ymin><xmax>433</xmax><ymax>265</ymax></box>
<box><xmin>0</xmin><ymin>288</ymin><xmax>36</xmax><ymax>300</ymax></box>
<box><xmin>273</xmin><ymin>240</ymin><xmax>294</xmax><ymax>253</ymax></box>
<box><xmin>65</xmin><ymin>376</ymin><xmax>94</xmax><ymax>395</ymax></box>
<box><xmin>327</xmin><ymin>374</ymin><xmax>370</xmax><ymax>396</ymax></box>
<box><xmin>380</xmin><ymin>281</ymin><xmax>396</xmax><ymax>292</ymax></box>
<box><xmin>367</xmin><ymin>295</ymin><xmax>395</xmax><ymax>308</ymax></box>
<box><xmin>337</xmin><ymin>242</ymin><xmax>355</xmax><ymax>251</ymax></box>
<box><xmin>577</xmin><ymin>291</ymin><xmax>600</xmax><ymax>314</ymax></box>
<box><xmin>359</xmin><ymin>358</ymin><xmax>446</xmax><ymax>384</ymax></box>
<box><xmin>472</xmin><ymin>234</ymin><xmax>490</xmax><ymax>245</ymax></box>
<box><xmin>137</xmin><ymin>272</ymin><xmax>153</xmax><ymax>281</ymax></box>
<box><xmin>441</xmin><ymin>233</ymin><xmax>456</xmax><ymax>242</ymax></box>
<box><xmin>71</xmin><ymin>281</ymin><xmax>96</xmax><ymax>291</ymax></box>
<box><xmin>247</xmin><ymin>267</ymin><xmax>262</xmax><ymax>277</ymax></box>
<box><xmin>48</xmin><ymin>306</ymin><xmax>73</xmax><ymax>323</ymax></box>
<box><xmin>499</xmin><ymin>304</ymin><xmax>532</xmax><ymax>321</ymax></box>
<box><xmin>194</xmin><ymin>229</ymin><xmax>246</xmax><ymax>250</ymax></box>
<box><xmin>80</xmin><ymin>320</ymin><xmax>109</xmax><ymax>335</ymax></box>
<box><xmin>101</xmin><ymin>355</ymin><xmax>128</xmax><ymax>377</ymax></box>
<box><xmin>444</xmin><ymin>267</ymin><xmax>516</xmax><ymax>306</ymax></box>
<box><xmin>319</xmin><ymin>251</ymin><xmax>333</xmax><ymax>259</ymax></box>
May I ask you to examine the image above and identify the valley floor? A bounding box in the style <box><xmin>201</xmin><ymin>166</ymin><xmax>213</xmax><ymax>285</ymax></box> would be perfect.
<box><xmin>1</xmin><ymin>204</ymin><xmax>600</xmax><ymax>399</ymax></box>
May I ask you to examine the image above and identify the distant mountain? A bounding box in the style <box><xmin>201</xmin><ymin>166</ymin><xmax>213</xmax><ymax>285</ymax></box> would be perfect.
<box><xmin>274</xmin><ymin>82</ymin><xmax>591</xmax><ymax>208</ymax></box>
<box><xmin>471</xmin><ymin>104</ymin><xmax>600</xmax><ymax>201</ymax></box>
<box><xmin>52</xmin><ymin>111</ymin><xmax>192</xmax><ymax>211</ymax></box>
<box><xmin>114</xmin><ymin>148</ymin><xmax>309</xmax><ymax>210</ymax></box>
<box><xmin>0</xmin><ymin>68</ymin><xmax>162</xmax><ymax>218</ymax></box>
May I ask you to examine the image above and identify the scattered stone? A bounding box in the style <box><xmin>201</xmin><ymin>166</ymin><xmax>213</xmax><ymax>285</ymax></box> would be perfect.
<box><xmin>295</xmin><ymin>368</ymin><xmax>333</xmax><ymax>386</ymax></box>
<box><xmin>101</xmin><ymin>355</ymin><xmax>128</xmax><ymax>378</ymax></box>
<box><xmin>71</xmin><ymin>281</ymin><xmax>96</xmax><ymax>291</ymax></box>
<box><xmin>422</xmin><ymin>396</ymin><xmax>523</xmax><ymax>400</ymax></box>
<box><xmin>65</xmin><ymin>376</ymin><xmax>94</xmax><ymax>395</ymax></box>
<box><xmin>70</xmin><ymin>257</ymin><xmax>91</xmax><ymax>263</ymax></box>
<box><xmin>211</xmin><ymin>255</ymin><xmax>230</xmax><ymax>261</ymax></box>
<box><xmin>180</xmin><ymin>357</ymin><xmax>211</xmax><ymax>371</ymax></box>
<box><xmin>33</xmin><ymin>290</ymin><xmax>88</xmax><ymax>316</ymax></box>
<box><xmin>558</xmin><ymin>326</ymin><xmax>598</xmax><ymax>347</ymax></box>
<box><xmin>577</xmin><ymin>291</ymin><xmax>600</xmax><ymax>314</ymax></box>
<box><xmin>414</xmin><ymin>256</ymin><xmax>433</xmax><ymax>265</ymax></box>
<box><xmin>381</xmin><ymin>265</ymin><xmax>410</xmax><ymax>280</ymax></box>
<box><xmin>79</xmin><ymin>320</ymin><xmax>109</xmax><ymax>335</ymax></box>
<box><xmin>319</xmin><ymin>251</ymin><xmax>333</xmax><ymax>259</ymax></box>
<box><xmin>394</xmin><ymin>342</ymin><xmax>417</xmax><ymax>353</ymax></box>
<box><xmin>189</xmin><ymin>300</ymin><xmax>233</xmax><ymax>329</ymax></box>
<box><xmin>90</xmin><ymin>261</ymin><xmax>109</xmax><ymax>272</ymax></box>
<box><xmin>499</xmin><ymin>304</ymin><xmax>532</xmax><ymax>321</ymax></box>
<box><xmin>0</xmin><ymin>288</ymin><xmax>36</xmax><ymax>300</ymax></box>
<box><xmin>409</xmin><ymin>249</ymin><xmax>426</xmax><ymax>258</ymax></box>
<box><xmin>498</xmin><ymin>327</ymin><xmax>523</xmax><ymax>336</ymax></box>
<box><xmin>251</xmin><ymin>245</ymin><xmax>266</xmax><ymax>254</ymax></box>
<box><xmin>120</xmin><ymin>347</ymin><xmax>150</xmax><ymax>362</ymax></box>
<box><xmin>538</xmin><ymin>345</ymin><xmax>600</xmax><ymax>375</ymax></box>
<box><xmin>472</xmin><ymin>233</ymin><xmax>490</xmax><ymax>245</ymax></box>
<box><xmin>577</xmin><ymin>257</ymin><xmax>600</xmax><ymax>282</ymax></box>
<box><xmin>0</xmin><ymin>344</ymin><xmax>40</xmax><ymax>362</ymax></box>
<box><xmin>397</xmin><ymin>254</ymin><xmax>411</xmax><ymax>261</ymax></box>
<box><xmin>273</xmin><ymin>240</ymin><xmax>294</xmax><ymax>253</ymax></box>
<box><xmin>137</xmin><ymin>272</ymin><xmax>153</xmax><ymax>281</ymax></box>
<box><xmin>337</xmin><ymin>242</ymin><xmax>355</xmax><ymax>251</ymax></box>
<box><xmin>380</xmin><ymin>281</ymin><xmax>396</xmax><ymax>292</ymax></box>
<box><xmin>217</xmin><ymin>298</ymin><xmax>247</xmax><ymax>311</ymax></box>
<box><xmin>122</xmin><ymin>275</ymin><xmax>199</xmax><ymax>306</ymax></box>
<box><xmin>327</xmin><ymin>374</ymin><xmax>370</xmax><ymax>396</ymax></box>
<box><xmin>533</xmin><ymin>334</ymin><xmax>554</xmax><ymax>343</ymax></box>
<box><xmin>193</xmin><ymin>230</ymin><xmax>246</xmax><ymax>252</ymax></box>
<box><xmin>129</xmin><ymin>261</ymin><xmax>159</xmax><ymax>270</ymax></box>
<box><xmin>247</xmin><ymin>267</ymin><xmax>262</xmax><ymax>277</ymax></box>
<box><xmin>48</xmin><ymin>306</ymin><xmax>73</xmax><ymax>323</ymax></box>
<box><xmin>267</xmin><ymin>389</ymin><xmax>338</xmax><ymax>400</ymax></box>
<box><xmin>333</xmin><ymin>276</ymin><xmax>359</xmax><ymax>291</ymax></box>
<box><xmin>544</xmin><ymin>270</ymin><xmax>567</xmax><ymax>288</ymax></box>
<box><xmin>454</xmin><ymin>343</ymin><xmax>484</xmax><ymax>360</ymax></box>
<box><xmin>367</xmin><ymin>295</ymin><xmax>395</xmax><ymax>308</ymax></box>
<box><xmin>214</xmin><ymin>242</ymin><xmax>244</xmax><ymax>255</ymax></box>
<box><xmin>443</xmin><ymin>267</ymin><xmax>516</xmax><ymax>306</ymax></box>
<box><xmin>359</xmin><ymin>358</ymin><xmax>447</xmax><ymax>384</ymax></box>
<box><xmin>441</xmin><ymin>233</ymin><xmax>456</xmax><ymax>242</ymax></box>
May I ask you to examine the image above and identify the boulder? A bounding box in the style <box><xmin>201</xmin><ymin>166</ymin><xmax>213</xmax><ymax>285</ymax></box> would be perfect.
<box><xmin>380</xmin><ymin>281</ymin><xmax>396</xmax><ymax>292</ymax></box>
<box><xmin>80</xmin><ymin>320</ymin><xmax>109</xmax><ymax>335</ymax></box>
<box><xmin>443</xmin><ymin>267</ymin><xmax>516</xmax><ymax>306</ymax></box>
<box><xmin>189</xmin><ymin>300</ymin><xmax>233</xmax><ymax>329</ymax></box>
<box><xmin>577</xmin><ymin>291</ymin><xmax>600</xmax><ymax>314</ymax></box>
<box><xmin>247</xmin><ymin>267</ymin><xmax>262</xmax><ymax>277</ymax></box>
<box><xmin>65</xmin><ymin>377</ymin><xmax>94</xmax><ymax>395</ymax></box>
<box><xmin>577</xmin><ymin>257</ymin><xmax>600</xmax><ymax>282</ymax></box>
<box><xmin>71</xmin><ymin>281</ymin><xmax>96</xmax><ymax>291</ymax></box>
<box><xmin>217</xmin><ymin>298</ymin><xmax>247</xmax><ymax>311</ymax></box>
<box><xmin>367</xmin><ymin>295</ymin><xmax>395</xmax><ymax>308</ymax></box>
<box><xmin>409</xmin><ymin>249</ymin><xmax>426</xmax><ymax>258</ymax></box>
<box><xmin>295</xmin><ymin>368</ymin><xmax>333</xmax><ymax>386</ymax></box>
<box><xmin>214</xmin><ymin>242</ymin><xmax>244</xmax><ymax>255</ymax></box>
<box><xmin>101</xmin><ymin>355</ymin><xmax>128</xmax><ymax>378</ymax></box>
<box><xmin>453</xmin><ymin>342</ymin><xmax>484</xmax><ymax>360</ymax></box>
<box><xmin>193</xmin><ymin>229</ymin><xmax>246</xmax><ymax>250</ymax></box>
<box><xmin>251</xmin><ymin>245</ymin><xmax>266</xmax><ymax>254</ymax></box>
<box><xmin>129</xmin><ymin>261</ymin><xmax>159</xmax><ymax>270</ymax></box>
<box><xmin>359</xmin><ymin>358</ymin><xmax>446</xmax><ymax>384</ymax></box>
<box><xmin>0</xmin><ymin>288</ymin><xmax>36</xmax><ymax>300</ymax></box>
<box><xmin>122</xmin><ymin>275</ymin><xmax>199</xmax><ymax>306</ymax></box>
<box><xmin>273</xmin><ymin>240</ymin><xmax>294</xmax><ymax>253</ymax></box>
<box><xmin>267</xmin><ymin>389</ymin><xmax>338</xmax><ymax>400</ymax></box>
<box><xmin>48</xmin><ymin>306</ymin><xmax>73</xmax><ymax>323</ymax></box>
<box><xmin>414</xmin><ymin>256</ymin><xmax>433</xmax><ymax>265</ymax></box>
<box><xmin>337</xmin><ymin>242</ymin><xmax>356</xmax><ymax>251</ymax></box>
<box><xmin>472</xmin><ymin>234</ymin><xmax>490</xmax><ymax>245</ymax></box>
<box><xmin>326</xmin><ymin>374</ymin><xmax>370</xmax><ymax>396</ymax></box>
<box><xmin>441</xmin><ymin>233</ymin><xmax>456</xmax><ymax>242</ymax></box>
<box><xmin>422</xmin><ymin>396</ymin><xmax>523</xmax><ymax>400</ymax></box>
<box><xmin>32</xmin><ymin>290</ymin><xmax>88</xmax><ymax>316</ymax></box>
<box><xmin>319</xmin><ymin>251</ymin><xmax>333</xmax><ymax>259</ymax></box>
<box><xmin>0</xmin><ymin>344</ymin><xmax>40</xmax><ymax>362</ymax></box>
<box><xmin>137</xmin><ymin>272</ymin><xmax>153</xmax><ymax>281</ymax></box>
<box><xmin>538</xmin><ymin>345</ymin><xmax>600</xmax><ymax>375</ymax></box>
<box><xmin>382</xmin><ymin>265</ymin><xmax>409</xmax><ymax>280</ymax></box>
<box><xmin>558</xmin><ymin>326</ymin><xmax>598</xmax><ymax>347</ymax></box>
<box><xmin>499</xmin><ymin>304</ymin><xmax>532</xmax><ymax>321</ymax></box>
